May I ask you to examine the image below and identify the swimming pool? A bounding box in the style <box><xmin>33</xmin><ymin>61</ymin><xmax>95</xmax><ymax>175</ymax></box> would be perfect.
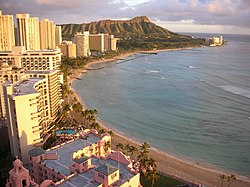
<box><xmin>56</xmin><ymin>129</ymin><xmax>75</xmax><ymax>135</ymax></box>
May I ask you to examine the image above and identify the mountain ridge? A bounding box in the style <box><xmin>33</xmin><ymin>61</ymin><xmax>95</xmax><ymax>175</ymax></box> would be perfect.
<box><xmin>60</xmin><ymin>16</ymin><xmax>180</xmax><ymax>40</ymax></box>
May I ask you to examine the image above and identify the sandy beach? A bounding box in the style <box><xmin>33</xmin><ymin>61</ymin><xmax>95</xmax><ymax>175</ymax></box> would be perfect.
<box><xmin>68</xmin><ymin>50</ymin><xmax>250</xmax><ymax>187</ymax></box>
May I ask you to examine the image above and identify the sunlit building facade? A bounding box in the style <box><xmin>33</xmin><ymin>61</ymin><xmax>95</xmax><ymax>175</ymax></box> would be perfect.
<box><xmin>16</xmin><ymin>14</ymin><xmax>40</xmax><ymax>50</ymax></box>
<box><xmin>0</xmin><ymin>10</ymin><xmax>15</xmax><ymax>51</ymax></box>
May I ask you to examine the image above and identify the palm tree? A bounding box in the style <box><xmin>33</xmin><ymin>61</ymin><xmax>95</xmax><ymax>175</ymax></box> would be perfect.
<box><xmin>107</xmin><ymin>130</ymin><xmax>114</xmax><ymax>138</ymax></box>
<box><xmin>90</xmin><ymin>122</ymin><xmax>100</xmax><ymax>131</ymax></box>
<box><xmin>137</xmin><ymin>151</ymin><xmax>149</xmax><ymax>174</ymax></box>
<box><xmin>138</xmin><ymin>142</ymin><xmax>150</xmax><ymax>174</ymax></box>
<box><xmin>116</xmin><ymin>143</ymin><xmax>124</xmax><ymax>152</ymax></box>
<box><xmin>220</xmin><ymin>174</ymin><xmax>226</xmax><ymax>187</ymax></box>
<box><xmin>73</xmin><ymin>102</ymin><xmax>83</xmax><ymax>114</ymax></box>
<box><xmin>147</xmin><ymin>157</ymin><xmax>157</xmax><ymax>171</ymax></box>
<box><xmin>140</xmin><ymin>142</ymin><xmax>150</xmax><ymax>154</ymax></box>
<box><xmin>104</xmin><ymin>141</ymin><xmax>111</xmax><ymax>153</ymax></box>
<box><xmin>125</xmin><ymin>143</ymin><xmax>130</xmax><ymax>156</ymax></box>
<box><xmin>226</xmin><ymin>174</ymin><xmax>236</xmax><ymax>187</ymax></box>
<box><xmin>98</xmin><ymin>128</ymin><xmax>106</xmax><ymax>134</ymax></box>
<box><xmin>146</xmin><ymin>169</ymin><xmax>160</xmax><ymax>187</ymax></box>
<box><xmin>128</xmin><ymin>145</ymin><xmax>138</xmax><ymax>160</ymax></box>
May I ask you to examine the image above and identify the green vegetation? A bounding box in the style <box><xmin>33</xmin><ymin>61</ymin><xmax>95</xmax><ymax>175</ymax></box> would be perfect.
<box><xmin>60</xmin><ymin>16</ymin><xmax>206</xmax><ymax>51</ymax></box>
<box><xmin>140</xmin><ymin>172</ymin><xmax>185</xmax><ymax>187</ymax></box>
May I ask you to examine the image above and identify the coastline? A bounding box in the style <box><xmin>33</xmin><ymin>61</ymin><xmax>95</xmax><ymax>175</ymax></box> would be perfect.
<box><xmin>68</xmin><ymin>48</ymin><xmax>250</xmax><ymax>187</ymax></box>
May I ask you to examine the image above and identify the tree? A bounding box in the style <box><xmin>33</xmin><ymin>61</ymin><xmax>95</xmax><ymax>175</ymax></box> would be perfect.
<box><xmin>116</xmin><ymin>143</ymin><xmax>124</xmax><ymax>152</ymax></box>
<box><xmin>140</xmin><ymin>142</ymin><xmax>150</xmax><ymax>154</ymax></box>
<box><xmin>147</xmin><ymin>157</ymin><xmax>157</xmax><ymax>171</ymax></box>
<box><xmin>104</xmin><ymin>141</ymin><xmax>111</xmax><ymax>153</ymax></box>
<box><xmin>125</xmin><ymin>143</ymin><xmax>130</xmax><ymax>156</ymax></box>
<box><xmin>128</xmin><ymin>145</ymin><xmax>138</xmax><ymax>160</ymax></box>
<box><xmin>226</xmin><ymin>174</ymin><xmax>236</xmax><ymax>187</ymax></box>
<box><xmin>73</xmin><ymin>102</ymin><xmax>83</xmax><ymax>114</ymax></box>
<box><xmin>220</xmin><ymin>174</ymin><xmax>226</xmax><ymax>187</ymax></box>
<box><xmin>146</xmin><ymin>169</ymin><xmax>160</xmax><ymax>187</ymax></box>
<box><xmin>90</xmin><ymin>122</ymin><xmax>100</xmax><ymax>131</ymax></box>
<box><xmin>138</xmin><ymin>142</ymin><xmax>150</xmax><ymax>174</ymax></box>
<box><xmin>98</xmin><ymin>128</ymin><xmax>106</xmax><ymax>134</ymax></box>
<box><xmin>107</xmin><ymin>130</ymin><xmax>114</xmax><ymax>138</ymax></box>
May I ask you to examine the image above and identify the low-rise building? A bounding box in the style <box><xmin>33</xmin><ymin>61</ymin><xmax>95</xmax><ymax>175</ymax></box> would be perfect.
<box><xmin>25</xmin><ymin>129</ymin><xmax>140</xmax><ymax>187</ymax></box>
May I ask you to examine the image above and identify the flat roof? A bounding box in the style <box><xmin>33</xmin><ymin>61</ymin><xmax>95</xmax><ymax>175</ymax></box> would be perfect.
<box><xmin>43</xmin><ymin>133</ymin><xmax>102</xmax><ymax>176</ymax></box>
<box><xmin>95</xmin><ymin>164</ymin><xmax>118</xmax><ymax>175</ymax></box>
<box><xmin>28</xmin><ymin>147</ymin><xmax>45</xmax><ymax>157</ymax></box>
<box><xmin>42</xmin><ymin>134</ymin><xmax>136</xmax><ymax>187</ymax></box>
<box><xmin>11</xmin><ymin>78</ymin><xmax>44</xmax><ymax>96</ymax></box>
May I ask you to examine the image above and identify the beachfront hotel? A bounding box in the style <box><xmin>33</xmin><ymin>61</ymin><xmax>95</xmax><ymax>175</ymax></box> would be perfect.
<box><xmin>55</xmin><ymin>26</ymin><xmax>62</xmax><ymax>47</ymax></box>
<box><xmin>0</xmin><ymin>46</ymin><xmax>62</xmax><ymax>70</ymax></box>
<box><xmin>3</xmin><ymin>70</ymin><xmax>63</xmax><ymax>164</ymax></box>
<box><xmin>59</xmin><ymin>41</ymin><xmax>77</xmax><ymax>58</ymax></box>
<box><xmin>16</xmin><ymin>13</ymin><xmax>40</xmax><ymax>51</ymax></box>
<box><xmin>0</xmin><ymin>10</ymin><xmax>15</xmax><ymax>51</ymax></box>
<box><xmin>6</xmin><ymin>129</ymin><xmax>141</xmax><ymax>187</ymax></box>
<box><xmin>75</xmin><ymin>31</ymin><xmax>91</xmax><ymax>57</ymax></box>
<box><xmin>39</xmin><ymin>19</ymin><xmax>56</xmax><ymax>50</ymax></box>
<box><xmin>89</xmin><ymin>33</ymin><xmax>117</xmax><ymax>53</ymax></box>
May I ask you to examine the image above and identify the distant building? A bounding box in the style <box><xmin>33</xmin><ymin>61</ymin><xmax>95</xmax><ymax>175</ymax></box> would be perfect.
<box><xmin>89</xmin><ymin>33</ymin><xmax>105</xmax><ymax>52</ymax></box>
<box><xmin>207</xmin><ymin>35</ymin><xmax>224</xmax><ymax>47</ymax></box>
<box><xmin>59</xmin><ymin>40</ymin><xmax>76</xmax><ymax>58</ymax></box>
<box><xmin>104</xmin><ymin>34</ymin><xmax>117</xmax><ymax>51</ymax></box>
<box><xmin>0</xmin><ymin>10</ymin><xmax>15</xmax><ymax>51</ymax></box>
<box><xmin>3</xmin><ymin>70</ymin><xmax>62</xmax><ymax>163</ymax></box>
<box><xmin>89</xmin><ymin>33</ymin><xmax>117</xmax><ymax>53</ymax></box>
<box><xmin>39</xmin><ymin>19</ymin><xmax>56</xmax><ymax>50</ymax></box>
<box><xmin>55</xmin><ymin>26</ymin><xmax>62</xmax><ymax>46</ymax></box>
<box><xmin>16</xmin><ymin>14</ymin><xmax>40</xmax><ymax>50</ymax></box>
<box><xmin>75</xmin><ymin>31</ymin><xmax>90</xmax><ymax>57</ymax></box>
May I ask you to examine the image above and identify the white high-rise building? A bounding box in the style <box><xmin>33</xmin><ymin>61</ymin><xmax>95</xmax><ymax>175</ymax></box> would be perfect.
<box><xmin>75</xmin><ymin>31</ymin><xmax>90</xmax><ymax>57</ymax></box>
<box><xmin>0</xmin><ymin>10</ymin><xmax>15</xmax><ymax>51</ymax></box>
<box><xmin>16</xmin><ymin>13</ymin><xmax>40</xmax><ymax>50</ymax></box>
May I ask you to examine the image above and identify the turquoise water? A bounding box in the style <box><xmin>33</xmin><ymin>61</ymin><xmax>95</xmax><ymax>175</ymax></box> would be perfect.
<box><xmin>56</xmin><ymin>129</ymin><xmax>75</xmax><ymax>135</ymax></box>
<box><xmin>73</xmin><ymin>34</ymin><xmax>250</xmax><ymax>177</ymax></box>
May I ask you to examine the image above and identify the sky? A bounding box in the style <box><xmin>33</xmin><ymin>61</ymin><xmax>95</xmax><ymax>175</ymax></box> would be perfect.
<box><xmin>1</xmin><ymin>0</ymin><xmax>250</xmax><ymax>34</ymax></box>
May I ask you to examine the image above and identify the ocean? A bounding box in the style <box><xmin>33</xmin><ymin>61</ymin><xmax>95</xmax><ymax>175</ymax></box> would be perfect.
<box><xmin>73</xmin><ymin>33</ymin><xmax>250</xmax><ymax>177</ymax></box>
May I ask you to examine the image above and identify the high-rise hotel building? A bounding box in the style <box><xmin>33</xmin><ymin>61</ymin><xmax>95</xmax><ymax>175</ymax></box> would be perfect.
<box><xmin>39</xmin><ymin>19</ymin><xmax>56</xmax><ymax>50</ymax></box>
<box><xmin>75</xmin><ymin>31</ymin><xmax>90</xmax><ymax>57</ymax></box>
<box><xmin>3</xmin><ymin>70</ymin><xmax>62</xmax><ymax>163</ymax></box>
<box><xmin>0</xmin><ymin>46</ymin><xmax>62</xmax><ymax>118</ymax></box>
<box><xmin>0</xmin><ymin>10</ymin><xmax>15</xmax><ymax>51</ymax></box>
<box><xmin>89</xmin><ymin>33</ymin><xmax>117</xmax><ymax>53</ymax></box>
<box><xmin>16</xmin><ymin>14</ymin><xmax>40</xmax><ymax>51</ymax></box>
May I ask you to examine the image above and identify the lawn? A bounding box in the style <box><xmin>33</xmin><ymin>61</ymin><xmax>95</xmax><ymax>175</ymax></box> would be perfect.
<box><xmin>140</xmin><ymin>173</ymin><xmax>187</xmax><ymax>187</ymax></box>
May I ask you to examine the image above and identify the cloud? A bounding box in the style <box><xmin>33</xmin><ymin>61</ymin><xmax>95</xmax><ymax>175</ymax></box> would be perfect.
<box><xmin>0</xmin><ymin>0</ymin><xmax>249</xmax><ymax>33</ymax></box>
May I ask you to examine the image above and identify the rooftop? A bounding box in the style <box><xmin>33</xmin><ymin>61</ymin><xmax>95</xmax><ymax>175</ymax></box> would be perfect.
<box><xmin>40</xmin><ymin>133</ymin><xmax>136</xmax><ymax>187</ymax></box>
<box><xmin>43</xmin><ymin>133</ymin><xmax>101</xmax><ymax>176</ymax></box>
<box><xmin>28</xmin><ymin>148</ymin><xmax>45</xmax><ymax>157</ymax></box>
<box><xmin>95</xmin><ymin>164</ymin><xmax>118</xmax><ymax>176</ymax></box>
<box><xmin>11</xmin><ymin>78</ymin><xmax>44</xmax><ymax>96</ymax></box>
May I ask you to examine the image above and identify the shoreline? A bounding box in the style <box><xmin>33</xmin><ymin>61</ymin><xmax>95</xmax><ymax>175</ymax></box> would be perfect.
<box><xmin>68</xmin><ymin>48</ymin><xmax>250</xmax><ymax>187</ymax></box>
